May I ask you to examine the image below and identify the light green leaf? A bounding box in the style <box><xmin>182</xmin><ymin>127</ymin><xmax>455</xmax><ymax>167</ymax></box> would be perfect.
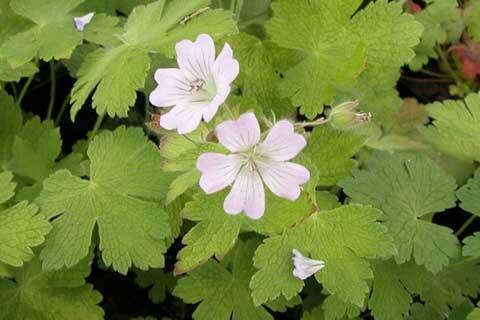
<box><xmin>11</xmin><ymin>117</ymin><xmax>61</xmax><ymax>182</ymax></box>
<box><xmin>37</xmin><ymin>127</ymin><xmax>173</xmax><ymax>274</ymax></box>
<box><xmin>420</xmin><ymin>93</ymin><xmax>480</xmax><ymax>162</ymax></box>
<box><xmin>409</xmin><ymin>0</ymin><xmax>463</xmax><ymax>70</ymax></box>
<box><xmin>340</xmin><ymin>152</ymin><xmax>459</xmax><ymax>273</ymax></box>
<box><xmin>457</xmin><ymin>168</ymin><xmax>480</xmax><ymax>217</ymax></box>
<box><xmin>465</xmin><ymin>1</ymin><xmax>480</xmax><ymax>42</ymax></box>
<box><xmin>82</xmin><ymin>13</ymin><xmax>122</xmax><ymax>46</ymax></box>
<box><xmin>0</xmin><ymin>201</ymin><xmax>51</xmax><ymax>267</ymax></box>
<box><xmin>322</xmin><ymin>294</ymin><xmax>361</xmax><ymax>320</ymax></box>
<box><xmin>0</xmin><ymin>91</ymin><xmax>22</xmax><ymax>167</ymax></box>
<box><xmin>266</xmin><ymin>0</ymin><xmax>366</xmax><ymax>119</ymax></box>
<box><xmin>70</xmin><ymin>0</ymin><xmax>235</xmax><ymax>120</ymax></box>
<box><xmin>304</xmin><ymin>126</ymin><xmax>365</xmax><ymax>186</ymax></box>
<box><xmin>463</xmin><ymin>232</ymin><xmax>480</xmax><ymax>258</ymax></box>
<box><xmin>174</xmin><ymin>239</ymin><xmax>274</xmax><ymax>320</ymax></box>
<box><xmin>0</xmin><ymin>171</ymin><xmax>15</xmax><ymax>204</ymax></box>
<box><xmin>0</xmin><ymin>0</ymin><xmax>85</xmax><ymax>67</ymax></box>
<box><xmin>250</xmin><ymin>205</ymin><xmax>394</xmax><ymax>307</ymax></box>
<box><xmin>0</xmin><ymin>256</ymin><xmax>103</xmax><ymax>320</ymax></box>
<box><xmin>174</xmin><ymin>190</ymin><xmax>314</xmax><ymax>274</ymax></box>
<box><xmin>336</xmin><ymin>0</ymin><xmax>423</xmax><ymax>125</ymax></box>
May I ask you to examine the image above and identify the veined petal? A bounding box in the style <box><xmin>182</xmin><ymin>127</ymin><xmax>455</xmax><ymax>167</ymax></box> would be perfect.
<box><xmin>224</xmin><ymin>164</ymin><xmax>265</xmax><ymax>219</ymax></box>
<box><xmin>257</xmin><ymin>160</ymin><xmax>309</xmax><ymax>201</ymax></box>
<box><xmin>202</xmin><ymin>86</ymin><xmax>230</xmax><ymax>123</ymax></box>
<box><xmin>212</xmin><ymin>43</ymin><xmax>239</xmax><ymax>86</ymax></box>
<box><xmin>197</xmin><ymin>153</ymin><xmax>243</xmax><ymax>194</ymax></box>
<box><xmin>149</xmin><ymin>68</ymin><xmax>192</xmax><ymax>107</ymax></box>
<box><xmin>74</xmin><ymin>12</ymin><xmax>94</xmax><ymax>31</ymax></box>
<box><xmin>257</xmin><ymin>120</ymin><xmax>307</xmax><ymax>161</ymax></box>
<box><xmin>292</xmin><ymin>249</ymin><xmax>325</xmax><ymax>280</ymax></box>
<box><xmin>175</xmin><ymin>34</ymin><xmax>215</xmax><ymax>81</ymax></box>
<box><xmin>160</xmin><ymin>105</ymin><xmax>203</xmax><ymax>134</ymax></box>
<box><xmin>216</xmin><ymin>113</ymin><xmax>261</xmax><ymax>152</ymax></box>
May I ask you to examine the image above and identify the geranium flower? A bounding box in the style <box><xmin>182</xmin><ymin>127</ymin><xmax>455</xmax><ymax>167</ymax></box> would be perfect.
<box><xmin>149</xmin><ymin>34</ymin><xmax>239</xmax><ymax>134</ymax></box>
<box><xmin>292</xmin><ymin>249</ymin><xmax>325</xmax><ymax>280</ymax></box>
<box><xmin>196</xmin><ymin>113</ymin><xmax>310</xmax><ymax>219</ymax></box>
<box><xmin>74</xmin><ymin>12</ymin><xmax>94</xmax><ymax>31</ymax></box>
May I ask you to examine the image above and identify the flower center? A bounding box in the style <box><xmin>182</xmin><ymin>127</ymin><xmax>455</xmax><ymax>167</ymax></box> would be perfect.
<box><xmin>189</xmin><ymin>79</ymin><xmax>207</xmax><ymax>95</ymax></box>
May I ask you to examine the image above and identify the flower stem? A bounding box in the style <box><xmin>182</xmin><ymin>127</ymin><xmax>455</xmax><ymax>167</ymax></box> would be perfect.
<box><xmin>46</xmin><ymin>60</ymin><xmax>56</xmax><ymax>119</ymax></box>
<box><xmin>89</xmin><ymin>113</ymin><xmax>105</xmax><ymax>142</ymax></box>
<box><xmin>455</xmin><ymin>215</ymin><xmax>477</xmax><ymax>237</ymax></box>
<box><xmin>295</xmin><ymin>117</ymin><xmax>330</xmax><ymax>128</ymax></box>
<box><xmin>17</xmin><ymin>75</ymin><xmax>34</xmax><ymax>106</ymax></box>
<box><xmin>419</xmin><ymin>68</ymin><xmax>451</xmax><ymax>78</ymax></box>
<box><xmin>54</xmin><ymin>93</ymin><xmax>70</xmax><ymax>126</ymax></box>
<box><xmin>436</xmin><ymin>44</ymin><xmax>463</xmax><ymax>86</ymax></box>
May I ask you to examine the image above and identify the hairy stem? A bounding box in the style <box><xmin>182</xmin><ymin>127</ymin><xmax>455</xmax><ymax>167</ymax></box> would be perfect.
<box><xmin>89</xmin><ymin>113</ymin><xmax>105</xmax><ymax>142</ymax></box>
<box><xmin>46</xmin><ymin>61</ymin><xmax>56</xmax><ymax>119</ymax></box>
<box><xmin>455</xmin><ymin>215</ymin><xmax>477</xmax><ymax>237</ymax></box>
<box><xmin>17</xmin><ymin>75</ymin><xmax>34</xmax><ymax>105</ymax></box>
<box><xmin>54</xmin><ymin>93</ymin><xmax>71</xmax><ymax>126</ymax></box>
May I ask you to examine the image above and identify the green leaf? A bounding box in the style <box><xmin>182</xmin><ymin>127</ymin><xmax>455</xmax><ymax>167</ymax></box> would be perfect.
<box><xmin>340</xmin><ymin>152</ymin><xmax>459</xmax><ymax>273</ymax></box>
<box><xmin>0</xmin><ymin>171</ymin><xmax>15</xmax><ymax>204</ymax></box>
<box><xmin>266</xmin><ymin>0</ymin><xmax>366</xmax><ymax>119</ymax></box>
<box><xmin>0</xmin><ymin>91</ymin><xmax>22</xmax><ymax>167</ymax></box>
<box><xmin>0</xmin><ymin>201</ymin><xmax>51</xmax><ymax>267</ymax></box>
<box><xmin>37</xmin><ymin>127</ymin><xmax>173</xmax><ymax>274</ymax></box>
<box><xmin>174</xmin><ymin>190</ymin><xmax>314</xmax><ymax>274</ymax></box>
<box><xmin>457</xmin><ymin>168</ymin><xmax>480</xmax><ymax>217</ymax></box>
<box><xmin>468</xmin><ymin>307</ymin><xmax>480</xmax><ymax>320</ymax></box>
<box><xmin>304</xmin><ymin>126</ymin><xmax>365</xmax><ymax>186</ymax></box>
<box><xmin>0</xmin><ymin>256</ymin><xmax>103</xmax><ymax>320</ymax></box>
<box><xmin>250</xmin><ymin>205</ymin><xmax>394</xmax><ymax>307</ymax></box>
<box><xmin>336</xmin><ymin>0</ymin><xmax>423</xmax><ymax>125</ymax></box>
<box><xmin>369</xmin><ymin>260</ymin><xmax>423</xmax><ymax>320</ymax></box>
<box><xmin>135</xmin><ymin>268</ymin><xmax>175</xmax><ymax>303</ymax></box>
<box><xmin>82</xmin><ymin>13</ymin><xmax>122</xmax><ymax>46</ymax></box>
<box><xmin>0</xmin><ymin>0</ymin><xmax>85</xmax><ymax>67</ymax></box>
<box><xmin>409</xmin><ymin>0</ymin><xmax>463</xmax><ymax>70</ymax></box>
<box><xmin>70</xmin><ymin>0</ymin><xmax>235</xmax><ymax>120</ymax></box>
<box><xmin>225</xmin><ymin>33</ymin><xmax>297</xmax><ymax>117</ymax></box>
<box><xmin>465</xmin><ymin>1</ymin><xmax>480</xmax><ymax>42</ymax></box>
<box><xmin>11</xmin><ymin>117</ymin><xmax>61</xmax><ymax>182</ymax></box>
<box><xmin>174</xmin><ymin>239</ymin><xmax>274</xmax><ymax>320</ymax></box>
<box><xmin>420</xmin><ymin>93</ymin><xmax>480</xmax><ymax>162</ymax></box>
<box><xmin>463</xmin><ymin>232</ymin><xmax>480</xmax><ymax>257</ymax></box>
<box><xmin>322</xmin><ymin>294</ymin><xmax>362</xmax><ymax>320</ymax></box>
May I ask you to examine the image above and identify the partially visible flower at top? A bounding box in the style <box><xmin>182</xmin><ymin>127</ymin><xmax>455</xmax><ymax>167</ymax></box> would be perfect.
<box><xmin>149</xmin><ymin>34</ymin><xmax>239</xmax><ymax>134</ymax></box>
<box><xmin>196</xmin><ymin>112</ymin><xmax>310</xmax><ymax>219</ymax></box>
<box><xmin>292</xmin><ymin>249</ymin><xmax>325</xmax><ymax>280</ymax></box>
<box><xmin>74</xmin><ymin>12</ymin><xmax>95</xmax><ymax>31</ymax></box>
<box><xmin>327</xmin><ymin>100</ymin><xmax>371</xmax><ymax>130</ymax></box>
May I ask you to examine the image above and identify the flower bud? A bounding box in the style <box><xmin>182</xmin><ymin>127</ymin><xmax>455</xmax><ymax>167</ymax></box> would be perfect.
<box><xmin>327</xmin><ymin>101</ymin><xmax>372</xmax><ymax>130</ymax></box>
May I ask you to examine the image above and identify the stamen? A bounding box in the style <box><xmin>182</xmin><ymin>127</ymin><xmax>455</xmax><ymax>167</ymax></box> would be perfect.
<box><xmin>189</xmin><ymin>79</ymin><xmax>207</xmax><ymax>94</ymax></box>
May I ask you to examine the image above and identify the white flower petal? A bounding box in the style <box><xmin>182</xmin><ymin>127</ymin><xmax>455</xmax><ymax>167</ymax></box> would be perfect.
<box><xmin>160</xmin><ymin>105</ymin><xmax>204</xmax><ymax>134</ymax></box>
<box><xmin>202</xmin><ymin>86</ymin><xmax>230</xmax><ymax>123</ymax></box>
<box><xmin>197</xmin><ymin>153</ymin><xmax>243</xmax><ymax>194</ymax></box>
<box><xmin>175</xmin><ymin>34</ymin><xmax>215</xmax><ymax>81</ymax></box>
<box><xmin>212</xmin><ymin>43</ymin><xmax>239</xmax><ymax>85</ymax></box>
<box><xmin>215</xmin><ymin>112</ymin><xmax>261</xmax><ymax>152</ymax></box>
<box><xmin>149</xmin><ymin>68</ymin><xmax>192</xmax><ymax>107</ymax></box>
<box><xmin>257</xmin><ymin>160</ymin><xmax>310</xmax><ymax>201</ymax></box>
<box><xmin>224</xmin><ymin>164</ymin><xmax>265</xmax><ymax>219</ymax></box>
<box><xmin>292</xmin><ymin>249</ymin><xmax>325</xmax><ymax>280</ymax></box>
<box><xmin>257</xmin><ymin>120</ymin><xmax>307</xmax><ymax>161</ymax></box>
<box><xmin>74</xmin><ymin>12</ymin><xmax>95</xmax><ymax>31</ymax></box>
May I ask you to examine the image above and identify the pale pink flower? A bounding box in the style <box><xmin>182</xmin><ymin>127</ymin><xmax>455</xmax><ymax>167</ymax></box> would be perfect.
<box><xmin>196</xmin><ymin>113</ymin><xmax>310</xmax><ymax>219</ymax></box>
<box><xmin>292</xmin><ymin>249</ymin><xmax>325</xmax><ymax>280</ymax></box>
<box><xmin>74</xmin><ymin>12</ymin><xmax>94</xmax><ymax>31</ymax></box>
<box><xmin>149</xmin><ymin>34</ymin><xmax>239</xmax><ymax>134</ymax></box>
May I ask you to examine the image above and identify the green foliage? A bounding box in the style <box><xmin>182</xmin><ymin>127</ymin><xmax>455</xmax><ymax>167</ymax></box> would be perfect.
<box><xmin>340</xmin><ymin>153</ymin><xmax>459</xmax><ymax>273</ymax></box>
<box><xmin>174</xmin><ymin>239</ymin><xmax>275</xmax><ymax>320</ymax></box>
<box><xmin>0</xmin><ymin>256</ymin><xmax>103</xmax><ymax>320</ymax></box>
<box><xmin>457</xmin><ymin>167</ymin><xmax>480</xmax><ymax>216</ymax></box>
<box><xmin>37</xmin><ymin>127</ymin><xmax>173</xmax><ymax>274</ymax></box>
<box><xmin>420</xmin><ymin>93</ymin><xmax>480</xmax><ymax>162</ymax></box>
<box><xmin>250</xmin><ymin>205</ymin><xmax>394</xmax><ymax>307</ymax></box>
<box><xmin>70</xmin><ymin>0</ymin><xmax>235</xmax><ymax>120</ymax></box>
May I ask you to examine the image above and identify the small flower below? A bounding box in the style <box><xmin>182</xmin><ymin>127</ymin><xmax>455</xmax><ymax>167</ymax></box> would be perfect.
<box><xmin>74</xmin><ymin>12</ymin><xmax>95</xmax><ymax>31</ymax></box>
<box><xmin>292</xmin><ymin>249</ymin><xmax>325</xmax><ymax>280</ymax></box>
<box><xmin>196</xmin><ymin>112</ymin><xmax>310</xmax><ymax>219</ymax></box>
<box><xmin>327</xmin><ymin>100</ymin><xmax>371</xmax><ymax>130</ymax></box>
<box><xmin>149</xmin><ymin>34</ymin><xmax>239</xmax><ymax>134</ymax></box>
